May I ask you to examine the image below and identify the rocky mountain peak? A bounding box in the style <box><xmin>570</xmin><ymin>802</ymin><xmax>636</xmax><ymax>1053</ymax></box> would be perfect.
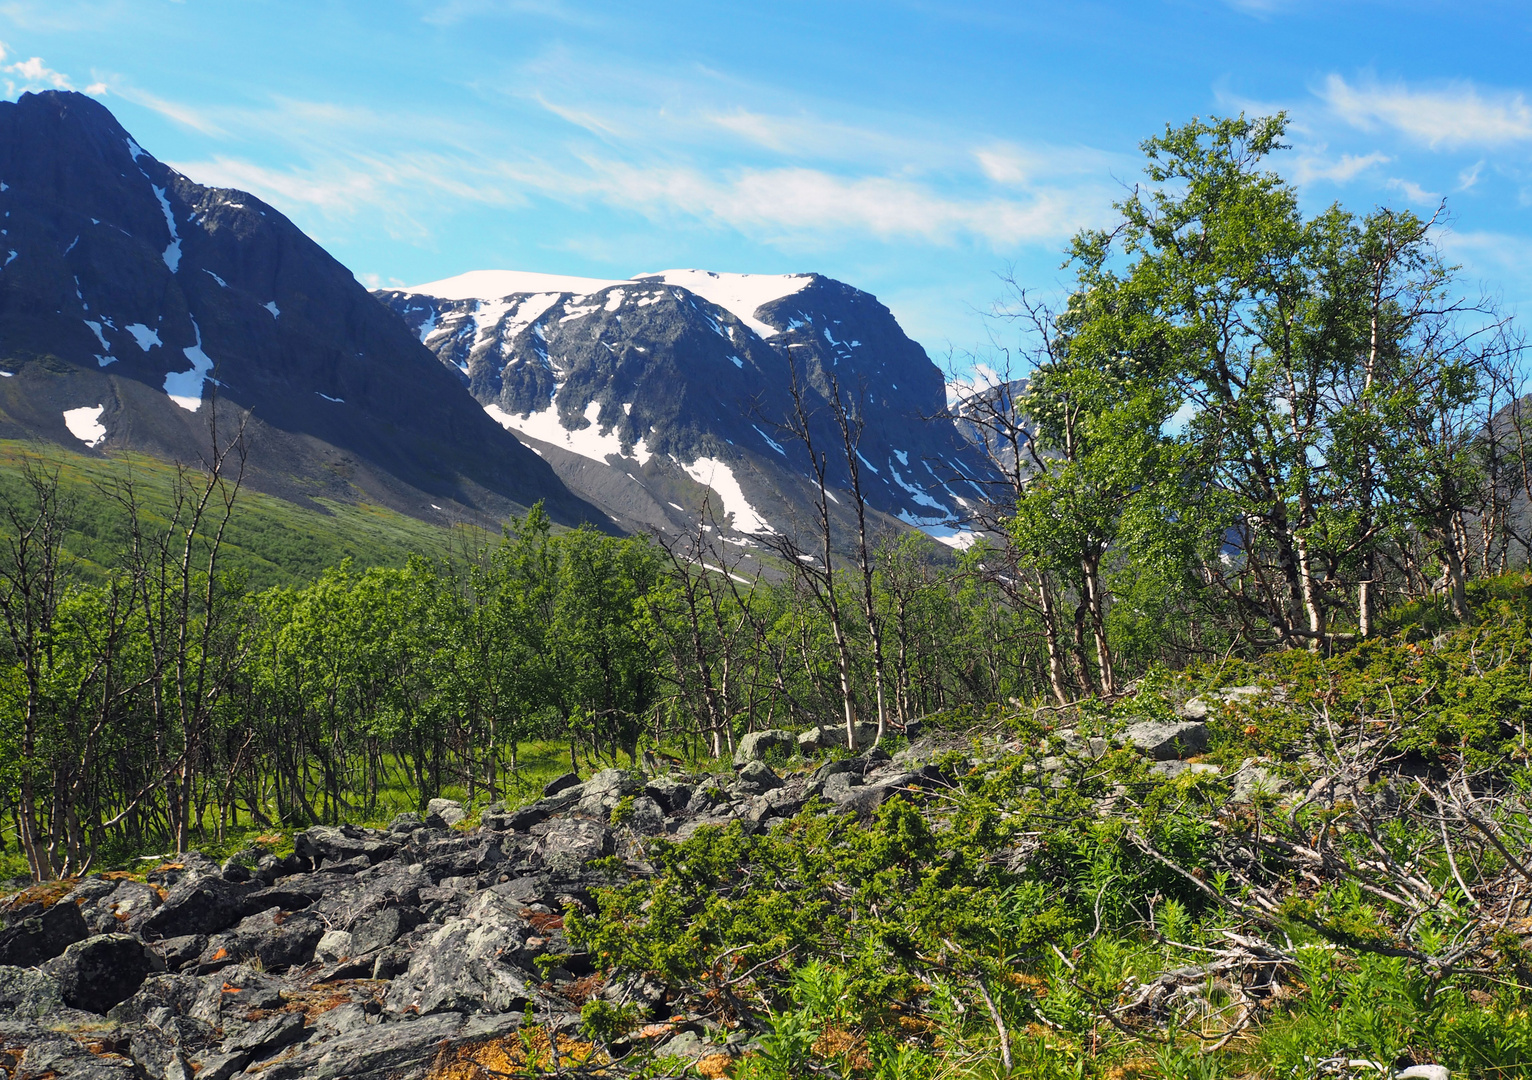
<box><xmin>0</xmin><ymin>91</ymin><xmax>601</xmax><ymax>527</ymax></box>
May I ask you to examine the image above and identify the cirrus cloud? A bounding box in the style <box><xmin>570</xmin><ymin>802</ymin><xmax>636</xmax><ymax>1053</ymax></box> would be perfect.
<box><xmin>1320</xmin><ymin>74</ymin><xmax>1532</xmax><ymax>150</ymax></box>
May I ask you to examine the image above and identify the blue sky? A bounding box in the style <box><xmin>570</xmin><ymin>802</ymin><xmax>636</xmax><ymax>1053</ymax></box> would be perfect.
<box><xmin>4</xmin><ymin>1</ymin><xmax>1532</xmax><ymax>374</ymax></box>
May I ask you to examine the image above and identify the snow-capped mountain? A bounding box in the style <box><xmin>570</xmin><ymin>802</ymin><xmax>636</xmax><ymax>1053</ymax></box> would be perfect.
<box><xmin>376</xmin><ymin>268</ymin><xmax>995</xmax><ymax>549</ymax></box>
<box><xmin>0</xmin><ymin>91</ymin><xmax>603</xmax><ymax>529</ymax></box>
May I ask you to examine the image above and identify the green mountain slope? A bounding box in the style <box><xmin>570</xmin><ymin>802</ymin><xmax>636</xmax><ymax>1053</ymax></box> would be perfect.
<box><xmin>0</xmin><ymin>440</ymin><xmax>471</xmax><ymax>587</ymax></box>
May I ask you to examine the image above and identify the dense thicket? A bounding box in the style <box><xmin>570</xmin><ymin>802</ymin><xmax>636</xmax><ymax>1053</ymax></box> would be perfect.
<box><xmin>4</xmin><ymin>112</ymin><xmax>1532</xmax><ymax>884</ymax></box>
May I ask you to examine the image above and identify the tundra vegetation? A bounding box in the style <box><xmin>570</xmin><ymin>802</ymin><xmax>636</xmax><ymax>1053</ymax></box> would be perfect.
<box><xmin>5</xmin><ymin>114</ymin><xmax>1532</xmax><ymax>1078</ymax></box>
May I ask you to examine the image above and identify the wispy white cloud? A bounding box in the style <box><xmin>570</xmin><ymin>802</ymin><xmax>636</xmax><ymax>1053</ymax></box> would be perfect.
<box><xmin>420</xmin><ymin>0</ymin><xmax>595</xmax><ymax>28</ymax></box>
<box><xmin>1458</xmin><ymin>160</ymin><xmax>1485</xmax><ymax>191</ymax></box>
<box><xmin>1288</xmin><ymin>149</ymin><xmax>1390</xmax><ymax>185</ymax></box>
<box><xmin>1385</xmin><ymin>177</ymin><xmax>1441</xmax><ymax>205</ymax></box>
<box><xmin>1320</xmin><ymin>74</ymin><xmax>1532</xmax><ymax>150</ymax></box>
<box><xmin>110</xmin><ymin>83</ymin><xmax>225</xmax><ymax>135</ymax></box>
<box><xmin>529</xmin><ymin>159</ymin><xmax>1105</xmax><ymax>249</ymax></box>
<box><xmin>172</xmin><ymin>149</ymin><xmax>533</xmax><ymax>241</ymax></box>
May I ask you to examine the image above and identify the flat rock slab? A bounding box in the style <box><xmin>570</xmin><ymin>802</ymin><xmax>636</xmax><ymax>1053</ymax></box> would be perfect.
<box><xmin>1124</xmin><ymin>721</ymin><xmax>1208</xmax><ymax>761</ymax></box>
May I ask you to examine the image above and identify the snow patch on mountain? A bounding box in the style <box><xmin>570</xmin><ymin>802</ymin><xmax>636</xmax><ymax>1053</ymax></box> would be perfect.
<box><xmin>682</xmin><ymin>456</ymin><xmax>773</xmax><ymax>534</ymax></box>
<box><xmin>407</xmin><ymin>269</ymin><xmax>625</xmax><ymax>300</ymax></box>
<box><xmin>63</xmin><ymin>405</ymin><xmax>106</xmax><ymax>448</ymax></box>
<box><xmin>125</xmin><ymin>323</ymin><xmax>161</xmax><ymax>351</ymax></box>
<box><xmin>634</xmin><ymin>270</ymin><xmax>811</xmax><ymax>338</ymax></box>
<box><xmin>484</xmin><ymin>400</ymin><xmax>652</xmax><ymax>466</ymax></box>
<box><xmin>164</xmin><ymin>318</ymin><xmax>214</xmax><ymax>411</ymax></box>
<box><xmin>149</xmin><ymin>185</ymin><xmax>181</xmax><ymax>273</ymax></box>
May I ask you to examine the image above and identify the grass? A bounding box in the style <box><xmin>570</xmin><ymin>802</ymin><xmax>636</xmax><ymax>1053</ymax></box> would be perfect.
<box><xmin>0</xmin><ymin>440</ymin><xmax>474</xmax><ymax>589</ymax></box>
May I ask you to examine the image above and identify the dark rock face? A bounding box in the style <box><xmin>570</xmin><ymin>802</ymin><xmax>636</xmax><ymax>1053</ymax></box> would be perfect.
<box><xmin>0</xmin><ymin>90</ymin><xmax>603</xmax><ymax>531</ymax></box>
<box><xmin>377</xmin><ymin>270</ymin><xmax>997</xmax><ymax>547</ymax></box>
<box><xmin>0</xmin><ymin>899</ymin><xmax>88</xmax><ymax>966</ymax></box>
<box><xmin>45</xmin><ymin>932</ymin><xmax>149</xmax><ymax>1013</ymax></box>
<box><xmin>140</xmin><ymin>876</ymin><xmax>255</xmax><ymax>940</ymax></box>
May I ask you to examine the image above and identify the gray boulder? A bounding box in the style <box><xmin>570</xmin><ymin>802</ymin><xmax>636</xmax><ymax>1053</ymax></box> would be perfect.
<box><xmin>797</xmin><ymin>723</ymin><xmax>880</xmax><ymax>753</ymax></box>
<box><xmin>350</xmin><ymin>905</ymin><xmax>421</xmax><ymax>955</ymax></box>
<box><xmin>294</xmin><ymin>824</ymin><xmax>396</xmax><ymax>868</ymax></box>
<box><xmin>385</xmin><ymin>891</ymin><xmax>536</xmax><ymax>1015</ymax></box>
<box><xmin>194</xmin><ymin>908</ymin><xmax>325</xmax><ymax>973</ymax></box>
<box><xmin>645</xmin><ymin>776</ymin><xmax>694</xmax><ymax>815</ymax></box>
<box><xmin>293</xmin><ymin>1011</ymin><xmax>466</xmax><ymax>1080</ymax></box>
<box><xmin>543</xmin><ymin>771</ymin><xmax>582</xmax><ymax>797</ymax></box>
<box><xmin>140</xmin><ymin>876</ymin><xmax>256</xmax><ymax>941</ymax></box>
<box><xmin>0</xmin><ymin>898</ymin><xmax>89</xmax><ymax>966</ymax></box>
<box><xmin>315</xmin><ymin>929</ymin><xmax>353</xmax><ymax>963</ymax></box>
<box><xmin>1124</xmin><ymin>721</ymin><xmax>1208</xmax><ymax>761</ymax></box>
<box><xmin>734</xmin><ymin>760</ymin><xmax>783</xmax><ymax>795</ymax></box>
<box><xmin>534</xmin><ymin>817</ymin><xmax>614</xmax><ymax>875</ymax></box>
<box><xmin>426</xmin><ymin>798</ymin><xmax>466</xmax><ymax>827</ymax></box>
<box><xmin>836</xmin><ymin>783</ymin><xmax>909</xmax><ymax>819</ymax></box>
<box><xmin>227</xmin><ymin>1009</ymin><xmax>308</xmax><ymax>1057</ymax></box>
<box><xmin>577</xmin><ymin>768</ymin><xmax>646</xmax><ymax>816</ymax></box>
<box><xmin>685</xmin><ymin>779</ymin><xmax>730</xmax><ymax>815</ymax></box>
<box><xmin>0</xmin><ymin>964</ymin><xmax>67</xmax><ymax>1018</ymax></box>
<box><xmin>44</xmin><ymin>932</ymin><xmax>149</xmax><ymax>1013</ymax></box>
<box><xmin>1148</xmin><ymin>760</ymin><xmax>1221</xmax><ymax>780</ymax></box>
<box><xmin>1230</xmin><ymin>761</ymin><xmax>1292</xmax><ymax>802</ymax></box>
<box><xmin>821</xmin><ymin>772</ymin><xmax>862</xmax><ymax>801</ymax></box>
<box><xmin>614</xmin><ymin>794</ymin><xmax>667</xmax><ymax>834</ymax></box>
<box><xmin>734</xmin><ymin>729</ymin><xmax>798</xmax><ymax>766</ymax></box>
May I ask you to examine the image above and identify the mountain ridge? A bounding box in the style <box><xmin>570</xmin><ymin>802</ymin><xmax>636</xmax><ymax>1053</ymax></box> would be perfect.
<box><xmin>0</xmin><ymin>90</ymin><xmax>606</xmax><ymax>532</ymax></box>
<box><xmin>377</xmin><ymin>266</ymin><xmax>994</xmax><ymax>551</ymax></box>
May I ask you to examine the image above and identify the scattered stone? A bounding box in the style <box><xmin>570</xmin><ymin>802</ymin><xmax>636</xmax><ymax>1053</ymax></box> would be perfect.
<box><xmin>315</xmin><ymin>929</ymin><xmax>353</xmax><ymax>963</ymax></box>
<box><xmin>1148</xmin><ymin>760</ymin><xmax>1221</xmax><ymax>780</ymax></box>
<box><xmin>735</xmin><ymin>759</ymin><xmax>783</xmax><ymax>795</ymax></box>
<box><xmin>543</xmin><ymin>771</ymin><xmax>582</xmax><ymax>797</ymax></box>
<box><xmin>1230</xmin><ymin>761</ymin><xmax>1292</xmax><ymax>802</ymax></box>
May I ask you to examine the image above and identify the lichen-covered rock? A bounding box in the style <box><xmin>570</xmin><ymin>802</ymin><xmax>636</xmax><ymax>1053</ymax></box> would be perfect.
<box><xmin>0</xmin><ymin>964</ymin><xmax>67</xmax><ymax>1019</ymax></box>
<box><xmin>734</xmin><ymin>759</ymin><xmax>783</xmax><ymax>795</ymax></box>
<box><xmin>533</xmin><ymin>818</ymin><xmax>614</xmax><ymax>875</ymax></box>
<box><xmin>0</xmin><ymin>896</ymin><xmax>88</xmax><ymax>966</ymax></box>
<box><xmin>733</xmin><ymin>728</ymin><xmax>798</xmax><ymax>766</ymax></box>
<box><xmin>140</xmin><ymin>876</ymin><xmax>256</xmax><ymax>941</ymax></box>
<box><xmin>44</xmin><ymin>932</ymin><xmax>150</xmax><ymax>1013</ymax></box>
<box><xmin>427</xmin><ymin>797</ymin><xmax>467</xmax><ymax>827</ymax></box>
<box><xmin>385</xmin><ymin>891</ymin><xmax>537</xmax><ymax>1016</ymax></box>
<box><xmin>1124</xmin><ymin>721</ymin><xmax>1208</xmax><ymax>761</ymax></box>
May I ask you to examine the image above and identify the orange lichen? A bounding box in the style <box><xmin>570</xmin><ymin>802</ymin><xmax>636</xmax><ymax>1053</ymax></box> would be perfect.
<box><xmin>1</xmin><ymin>878</ymin><xmax>78</xmax><ymax>911</ymax></box>
<box><xmin>521</xmin><ymin>909</ymin><xmax>565</xmax><ymax>932</ymax></box>
<box><xmin>427</xmin><ymin>1028</ymin><xmax>605</xmax><ymax>1080</ymax></box>
<box><xmin>695</xmin><ymin>1052</ymin><xmax>733</xmax><ymax>1078</ymax></box>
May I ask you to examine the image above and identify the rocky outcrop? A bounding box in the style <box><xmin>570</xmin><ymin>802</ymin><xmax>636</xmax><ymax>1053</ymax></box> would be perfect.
<box><xmin>0</xmin><ymin>715</ymin><xmax>1253</xmax><ymax>1077</ymax></box>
